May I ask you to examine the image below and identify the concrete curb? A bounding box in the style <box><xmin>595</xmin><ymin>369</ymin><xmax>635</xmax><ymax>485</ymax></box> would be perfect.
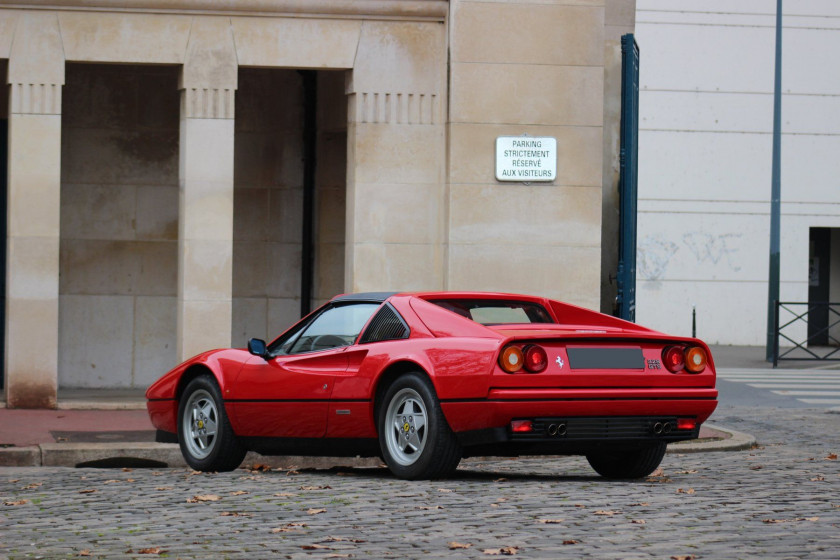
<box><xmin>39</xmin><ymin>442</ymin><xmax>187</xmax><ymax>468</ymax></box>
<box><xmin>1</xmin><ymin>424</ymin><xmax>757</xmax><ymax>468</ymax></box>
<box><xmin>0</xmin><ymin>446</ymin><xmax>41</xmax><ymax>467</ymax></box>
<box><xmin>667</xmin><ymin>423</ymin><xmax>756</xmax><ymax>454</ymax></box>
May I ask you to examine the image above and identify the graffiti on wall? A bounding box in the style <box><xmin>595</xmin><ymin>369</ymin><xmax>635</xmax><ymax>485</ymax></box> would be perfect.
<box><xmin>638</xmin><ymin>232</ymin><xmax>743</xmax><ymax>281</ymax></box>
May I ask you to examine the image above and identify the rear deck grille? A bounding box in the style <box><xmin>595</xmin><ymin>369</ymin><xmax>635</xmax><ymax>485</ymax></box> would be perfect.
<box><xmin>520</xmin><ymin>416</ymin><xmax>683</xmax><ymax>440</ymax></box>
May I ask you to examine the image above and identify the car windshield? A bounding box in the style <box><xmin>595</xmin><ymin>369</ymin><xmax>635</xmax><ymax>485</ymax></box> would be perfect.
<box><xmin>271</xmin><ymin>303</ymin><xmax>380</xmax><ymax>355</ymax></box>
<box><xmin>428</xmin><ymin>299</ymin><xmax>553</xmax><ymax>325</ymax></box>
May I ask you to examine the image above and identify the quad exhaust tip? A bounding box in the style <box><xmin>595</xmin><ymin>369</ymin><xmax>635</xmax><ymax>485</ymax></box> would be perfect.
<box><xmin>546</xmin><ymin>423</ymin><xmax>567</xmax><ymax>437</ymax></box>
<box><xmin>652</xmin><ymin>421</ymin><xmax>674</xmax><ymax>435</ymax></box>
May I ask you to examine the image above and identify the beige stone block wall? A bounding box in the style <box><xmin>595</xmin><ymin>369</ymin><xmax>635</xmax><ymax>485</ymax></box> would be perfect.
<box><xmin>58</xmin><ymin>12</ymin><xmax>192</xmax><ymax>64</ymax></box>
<box><xmin>446</xmin><ymin>0</ymin><xmax>606</xmax><ymax>309</ymax></box>
<box><xmin>2</xmin><ymin>2</ymin><xmax>617</xmax><ymax>401</ymax></box>
<box><xmin>5</xmin><ymin>12</ymin><xmax>64</xmax><ymax>407</ymax></box>
<box><xmin>345</xmin><ymin>20</ymin><xmax>447</xmax><ymax>293</ymax></box>
<box><xmin>58</xmin><ymin>64</ymin><xmax>179</xmax><ymax>388</ymax></box>
<box><xmin>601</xmin><ymin>0</ymin><xmax>636</xmax><ymax>313</ymax></box>
<box><xmin>313</xmin><ymin>70</ymin><xmax>347</xmax><ymax>308</ymax></box>
<box><xmin>231</xmin><ymin>69</ymin><xmax>304</xmax><ymax>345</ymax></box>
<box><xmin>231</xmin><ymin>17</ymin><xmax>361</xmax><ymax>69</ymax></box>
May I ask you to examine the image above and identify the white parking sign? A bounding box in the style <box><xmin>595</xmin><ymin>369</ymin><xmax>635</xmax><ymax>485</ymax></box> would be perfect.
<box><xmin>495</xmin><ymin>136</ymin><xmax>557</xmax><ymax>182</ymax></box>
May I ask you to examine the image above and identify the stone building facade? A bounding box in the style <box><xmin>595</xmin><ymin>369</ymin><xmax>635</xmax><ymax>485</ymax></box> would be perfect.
<box><xmin>634</xmin><ymin>1</ymin><xmax>840</xmax><ymax>346</ymax></box>
<box><xmin>1</xmin><ymin>0</ymin><xmax>635</xmax><ymax>408</ymax></box>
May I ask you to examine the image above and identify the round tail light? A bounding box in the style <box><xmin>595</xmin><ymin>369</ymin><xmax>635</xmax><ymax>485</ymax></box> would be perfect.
<box><xmin>685</xmin><ymin>346</ymin><xmax>707</xmax><ymax>373</ymax></box>
<box><xmin>500</xmin><ymin>345</ymin><xmax>524</xmax><ymax>373</ymax></box>
<box><xmin>662</xmin><ymin>346</ymin><xmax>685</xmax><ymax>373</ymax></box>
<box><xmin>523</xmin><ymin>345</ymin><xmax>548</xmax><ymax>373</ymax></box>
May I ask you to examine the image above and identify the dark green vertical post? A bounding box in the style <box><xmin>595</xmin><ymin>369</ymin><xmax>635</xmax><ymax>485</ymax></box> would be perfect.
<box><xmin>766</xmin><ymin>0</ymin><xmax>783</xmax><ymax>361</ymax></box>
<box><xmin>617</xmin><ymin>34</ymin><xmax>640</xmax><ymax>323</ymax></box>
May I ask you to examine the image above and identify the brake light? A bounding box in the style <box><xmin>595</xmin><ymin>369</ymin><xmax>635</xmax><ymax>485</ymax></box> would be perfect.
<box><xmin>523</xmin><ymin>345</ymin><xmax>548</xmax><ymax>373</ymax></box>
<box><xmin>685</xmin><ymin>347</ymin><xmax>707</xmax><ymax>373</ymax></box>
<box><xmin>677</xmin><ymin>418</ymin><xmax>697</xmax><ymax>431</ymax></box>
<box><xmin>662</xmin><ymin>346</ymin><xmax>685</xmax><ymax>373</ymax></box>
<box><xmin>500</xmin><ymin>345</ymin><xmax>524</xmax><ymax>373</ymax></box>
<box><xmin>511</xmin><ymin>420</ymin><xmax>533</xmax><ymax>433</ymax></box>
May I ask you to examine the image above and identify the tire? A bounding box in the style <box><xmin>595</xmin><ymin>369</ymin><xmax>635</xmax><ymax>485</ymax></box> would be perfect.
<box><xmin>178</xmin><ymin>376</ymin><xmax>247</xmax><ymax>472</ymax></box>
<box><xmin>585</xmin><ymin>442</ymin><xmax>667</xmax><ymax>479</ymax></box>
<box><xmin>378</xmin><ymin>372</ymin><xmax>462</xmax><ymax>480</ymax></box>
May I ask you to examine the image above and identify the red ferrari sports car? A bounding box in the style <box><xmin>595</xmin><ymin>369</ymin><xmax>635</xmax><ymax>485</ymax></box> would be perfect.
<box><xmin>146</xmin><ymin>292</ymin><xmax>717</xmax><ymax>479</ymax></box>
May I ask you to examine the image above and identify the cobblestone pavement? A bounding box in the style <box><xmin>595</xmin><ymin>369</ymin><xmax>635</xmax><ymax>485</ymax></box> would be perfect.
<box><xmin>1</xmin><ymin>405</ymin><xmax>839</xmax><ymax>560</ymax></box>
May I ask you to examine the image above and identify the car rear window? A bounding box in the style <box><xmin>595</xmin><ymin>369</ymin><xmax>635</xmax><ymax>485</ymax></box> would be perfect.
<box><xmin>428</xmin><ymin>299</ymin><xmax>553</xmax><ymax>325</ymax></box>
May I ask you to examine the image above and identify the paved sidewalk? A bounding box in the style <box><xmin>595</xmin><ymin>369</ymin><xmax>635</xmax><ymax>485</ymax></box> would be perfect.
<box><xmin>0</xmin><ymin>346</ymin><xmax>763</xmax><ymax>468</ymax></box>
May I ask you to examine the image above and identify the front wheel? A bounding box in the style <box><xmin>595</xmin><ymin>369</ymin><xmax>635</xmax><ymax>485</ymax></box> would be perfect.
<box><xmin>586</xmin><ymin>442</ymin><xmax>667</xmax><ymax>479</ymax></box>
<box><xmin>178</xmin><ymin>375</ymin><xmax>247</xmax><ymax>472</ymax></box>
<box><xmin>378</xmin><ymin>372</ymin><xmax>462</xmax><ymax>480</ymax></box>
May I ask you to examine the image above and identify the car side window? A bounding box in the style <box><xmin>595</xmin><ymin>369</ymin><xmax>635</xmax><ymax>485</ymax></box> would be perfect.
<box><xmin>283</xmin><ymin>303</ymin><xmax>380</xmax><ymax>355</ymax></box>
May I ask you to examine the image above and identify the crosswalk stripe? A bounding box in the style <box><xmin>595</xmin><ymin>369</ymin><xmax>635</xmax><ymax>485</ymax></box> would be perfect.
<box><xmin>749</xmin><ymin>383</ymin><xmax>840</xmax><ymax>389</ymax></box>
<box><xmin>718</xmin><ymin>372</ymin><xmax>840</xmax><ymax>376</ymax></box>
<box><xmin>767</xmin><ymin>390</ymin><xmax>840</xmax><ymax>396</ymax></box>
<box><xmin>714</xmin><ymin>368</ymin><xmax>840</xmax><ymax>408</ymax></box>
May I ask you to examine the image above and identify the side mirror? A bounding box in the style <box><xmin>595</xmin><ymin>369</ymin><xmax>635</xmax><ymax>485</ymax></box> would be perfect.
<box><xmin>247</xmin><ymin>338</ymin><xmax>268</xmax><ymax>359</ymax></box>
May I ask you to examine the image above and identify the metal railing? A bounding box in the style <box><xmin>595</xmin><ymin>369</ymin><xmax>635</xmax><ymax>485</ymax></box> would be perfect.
<box><xmin>773</xmin><ymin>301</ymin><xmax>840</xmax><ymax>367</ymax></box>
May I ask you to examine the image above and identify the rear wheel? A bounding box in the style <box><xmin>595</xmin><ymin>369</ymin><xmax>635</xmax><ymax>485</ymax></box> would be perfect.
<box><xmin>378</xmin><ymin>372</ymin><xmax>462</xmax><ymax>480</ymax></box>
<box><xmin>586</xmin><ymin>442</ymin><xmax>667</xmax><ymax>479</ymax></box>
<box><xmin>178</xmin><ymin>376</ymin><xmax>246</xmax><ymax>472</ymax></box>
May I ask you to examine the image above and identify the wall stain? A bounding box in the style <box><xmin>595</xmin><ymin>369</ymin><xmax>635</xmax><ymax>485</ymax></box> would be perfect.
<box><xmin>639</xmin><ymin>231</ymin><xmax>744</xmax><ymax>281</ymax></box>
<box><xmin>682</xmin><ymin>232</ymin><xmax>743</xmax><ymax>271</ymax></box>
<box><xmin>638</xmin><ymin>235</ymin><xmax>679</xmax><ymax>281</ymax></box>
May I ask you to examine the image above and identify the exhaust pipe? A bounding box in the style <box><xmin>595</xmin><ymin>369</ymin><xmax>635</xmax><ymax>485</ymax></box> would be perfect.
<box><xmin>663</xmin><ymin>422</ymin><xmax>673</xmax><ymax>434</ymax></box>
<box><xmin>652</xmin><ymin>422</ymin><xmax>664</xmax><ymax>435</ymax></box>
<box><xmin>547</xmin><ymin>424</ymin><xmax>559</xmax><ymax>436</ymax></box>
<box><xmin>557</xmin><ymin>423</ymin><xmax>567</xmax><ymax>436</ymax></box>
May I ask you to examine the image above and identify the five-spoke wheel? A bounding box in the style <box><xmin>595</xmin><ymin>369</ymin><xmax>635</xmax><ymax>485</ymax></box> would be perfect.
<box><xmin>383</xmin><ymin>388</ymin><xmax>429</xmax><ymax>466</ymax></box>
<box><xmin>378</xmin><ymin>372</ymin><xmax>461</xmax><ymax>479</ymax></box>
<box><xmin>177</xmin><ymin>376</ymin><xmax>246</xmax><ymax>472</ymax></box>
<box><xmin>181</xmin><ymin>388</ymin><xmax>219</xmax><ymax>460</ymax></box>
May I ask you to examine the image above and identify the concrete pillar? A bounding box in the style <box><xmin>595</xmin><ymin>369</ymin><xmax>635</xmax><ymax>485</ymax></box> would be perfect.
<box><xmin>5</xmin><ymin>13</ymin><xmax>64</xmax><ymax>408</ymax></box>
<box><xmin>345</xmin><ymin>21</ymin><xmax>448</xmax><ymax>293</ymax></box>
<box><xmin>176</xmin><ymin>18</ymin><xmax>237</xmax><ymax>361</ymax></box>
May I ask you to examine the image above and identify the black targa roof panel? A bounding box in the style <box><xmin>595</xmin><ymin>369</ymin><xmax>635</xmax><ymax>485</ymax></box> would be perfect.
<box><xmin>332</xmin><ymin>292</ymin><xmax>398</xmax><ymax>303</ymax></box>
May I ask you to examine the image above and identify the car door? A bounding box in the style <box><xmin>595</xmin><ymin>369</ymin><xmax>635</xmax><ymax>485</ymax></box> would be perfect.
<box><xmin>227</xmin><ymin>302</ymin><xmax>380</xmax><ymax>438</ymax></box>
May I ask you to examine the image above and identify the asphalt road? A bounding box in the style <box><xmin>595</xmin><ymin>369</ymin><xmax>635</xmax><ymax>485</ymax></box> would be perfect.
<box><xmin>1</xmin><ymin>403</ymin><xmax>838</xmax><ymax>559</ymax></box>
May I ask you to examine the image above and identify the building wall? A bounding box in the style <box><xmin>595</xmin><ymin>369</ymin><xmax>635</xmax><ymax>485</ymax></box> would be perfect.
<box><xmin>231</xmin><ymin>68</ymin><xmax>347</xmax><ymax>347</ymax></box>
<box><xmin>59</xmin><ymin>64</ymin><xmax>179</xmax><ymax>388</ymax></box>
<box><xmin>601</xmin><ymin>0</ymin><xmax>637</xmax><ymax>314</ymax></box>
<box><xmin>313</xmin><ymin>71</ymin><xmax>348</xmax><ymax>309</ymax></box>
<box><xmin>232</xmin><ymin>68</ymin><xmax>305</xmax><ymax>347</ymax></box>
<box><xmin>2</xmin><ymin>1</ymin><xmax>625</xmax><ymax>404</ymax></box>
<box><xmin>635</xmin><ymin>0</ymin><xmax>840</xmax><ymax>345</ymax></box>
<box><xmin>447</xmin><ymin>0</ymin><xmax>606</xmax><ymax>310</ymax></box>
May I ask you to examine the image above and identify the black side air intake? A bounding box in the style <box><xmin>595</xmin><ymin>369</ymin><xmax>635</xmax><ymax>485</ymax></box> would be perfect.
<box><xmin>359</xmin><ymin>304</ymin><xmax>410</xmax><ymax>344</ymax></box>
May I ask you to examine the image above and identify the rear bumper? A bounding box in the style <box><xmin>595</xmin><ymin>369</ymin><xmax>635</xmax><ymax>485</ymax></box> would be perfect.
<box><xmin>441</xmin><ymin>389</ymin><xmax>718</xmax><ymax>443</ymax></box>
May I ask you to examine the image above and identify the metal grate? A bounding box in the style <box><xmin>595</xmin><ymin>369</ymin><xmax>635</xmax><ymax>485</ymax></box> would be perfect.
<box><xmin>530</xmin><ymin>417</ymin><xmax>679</xmax><ymax>440</ymax></box>
<box><xmin>360</xmin><ymin>304</ymin><xmax>409</xmax><ymax>344</ymax></box>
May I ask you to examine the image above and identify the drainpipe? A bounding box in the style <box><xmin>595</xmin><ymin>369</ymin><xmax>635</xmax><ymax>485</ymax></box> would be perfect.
<box><xmin>300</xmin><ymin>71</ymin><xmax>317</xmax><ymax>317</ymax></box>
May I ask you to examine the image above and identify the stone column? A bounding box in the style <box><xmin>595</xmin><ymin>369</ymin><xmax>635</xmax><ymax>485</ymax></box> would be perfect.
<box><xmin>176</xmin><ymin>18</ymin><xmax>237</xmax><ymax>361</ymax></box>
<box><xmin>5</xmin><ymin>13</ymin><xmax>64</xmax><ymax>408</ymax></box>
<box><xmin>345</xmin><ymin>21</ymin><xmax>448</xmax><ymax>292</ymax></box>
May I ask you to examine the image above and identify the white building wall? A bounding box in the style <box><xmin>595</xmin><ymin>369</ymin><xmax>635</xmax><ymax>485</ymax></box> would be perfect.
<box><xmin>635</xmin><ymin>0</ymin><xmax>840</xmax><ymax>345</ymax></box>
